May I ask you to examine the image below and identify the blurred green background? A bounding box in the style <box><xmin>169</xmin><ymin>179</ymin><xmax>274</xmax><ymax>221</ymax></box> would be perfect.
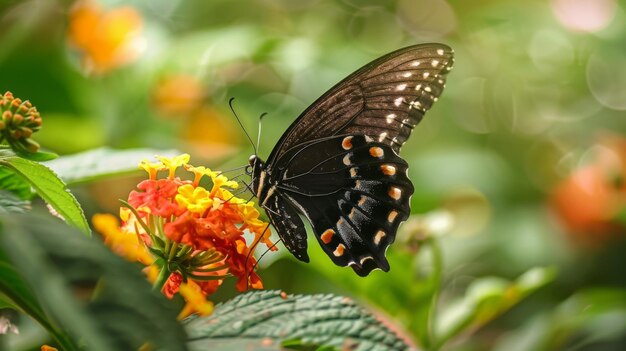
<box><xmin>1</xmin><ymin>0</ymin><xmax>626</xmax><ymax>350</ymax></box>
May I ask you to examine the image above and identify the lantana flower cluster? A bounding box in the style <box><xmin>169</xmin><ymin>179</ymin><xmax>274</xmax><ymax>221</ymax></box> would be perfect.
<box><xmin>93</xmin><ymin>154</ymin><xmax>274</xmax><ymax>317</ymax></box>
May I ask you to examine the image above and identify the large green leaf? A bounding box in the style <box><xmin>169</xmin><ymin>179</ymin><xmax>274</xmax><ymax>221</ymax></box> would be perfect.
<box><xmin>0</xmin><ymin>254</ymin><xmax>65</xmax><ymax>345</ymax></box>
<box><xmin>0</xmin><ymin>212</ymin><xmax>188</xmax><ymax>351</ymax></box>
<box><xmin>0</xmin><ymin>191</ymin><xmax>30</xmax><ymax>213</ymax></box>
<box><xmin>0</xmin><ymin>156</ymin><xmax>90</xmax><ymax>235</ymax></box>
<box><xmin>0</xmin><ymin>167</ymin><xmax>32</xmax><ymax>200</ymax></box>
<box><xmin>184</xmin><ymin>290</ymin><xmax>412</xmax><ymax>351</ymax></box>
<box><xmin>492</xmin><ymin>288</ymin><xmax>626</xmax><ymax>351</ymax></box>
<box><xmin>43</xmin><ymin>147</ymin><xmax>180</xmax><ymax>185</ymax></box>
<box><xmin>434</xmin><ymin>266</ymin><xmax>557</xmax><ymax>348</ymax></box>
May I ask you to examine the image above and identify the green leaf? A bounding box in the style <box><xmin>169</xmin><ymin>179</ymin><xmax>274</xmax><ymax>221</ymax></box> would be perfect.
<box><xmin>0</xmin><ymin>253</ymin><xmax>61</xmax><ymax>342</ymax></box>
<box><xmin>184</xmin><ymin>290</ymin><xmax>412</xmax><ymax>351</ymax></box>
<box><xmin>0</xmin><ymin>191</ymin><xmax>30</xmax><ymax>213</ymax></box>
<box><xmin>435</xmin><ymin>266</ymin><xmax>557</xmax><ymax>348</ymax></box>
<box><xmin>15</xmin><ymin>149</ymin><xmax>58</xmax><ymax>162</ymax></box>
<box><xmin>0</xmin><ymin>212</ymin><xmax>188</xmax><ymax>351</ymax></box>
<box><xmin>0</xmin><ymin>156</ymin><xmax>90</xmax><ymax>235</ymax></box>
<box><xmin>43</xmin><ymin>147</ymin><xmax>180</xmax><ymax>185</ymax></box>
<box><xmin>492</xmin><ymin>287</ymin><xmax>626</xmax><ymax>351</ymax></box>
<box><xmin>0</xmin><ymin>167</ymin><xmax>32</xmax><ymax>199</ymax></box>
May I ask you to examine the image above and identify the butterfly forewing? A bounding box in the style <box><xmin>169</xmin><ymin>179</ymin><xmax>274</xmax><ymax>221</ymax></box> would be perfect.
<box><xmin>266</xmin><ymin>43</ymin><xmax>454</xmax><ymax>164</ymax></box>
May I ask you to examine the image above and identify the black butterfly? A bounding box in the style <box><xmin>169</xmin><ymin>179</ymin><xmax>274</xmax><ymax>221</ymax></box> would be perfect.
<box><xmin>247</xmin><ymin>43</ymin><xmax>454</xmax><ymax>276</ymax></box>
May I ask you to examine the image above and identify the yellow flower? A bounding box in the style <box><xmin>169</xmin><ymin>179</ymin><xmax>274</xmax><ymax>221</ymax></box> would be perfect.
<box><xmin>92</xmin><ymin>213</ymin><xmax>154</xmax><ymax>266</ymax></box>
<box><xmin>177</xmin><ymin>281</ymin><xmax>215</xmax><ymax>319</ymax></box>
<box><xmin>156</xmin><ymin>154</ymin><xmax>190</xmax><ymax>179</ymax></box>
<box><xmin>139</xmin><ymin>158</ymin><xmax>165</xmax><ymax>180</ymax></box>
<box><xmin>184</xmin><ymin>164</ymin><xmax>219</xmax><ymax>187</ymax></box>
<box><xmin>208</xmin><ymin>173</ymin><xmax>239</xmax><ymax>196</ymax></box>
<box><xmin>175</xmin><ymin>184</ymin><xmax>214</xmax><ymax>214</ymax></box>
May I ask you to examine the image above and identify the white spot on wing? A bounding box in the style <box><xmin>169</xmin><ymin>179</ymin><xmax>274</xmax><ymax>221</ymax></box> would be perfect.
<box><xmin>374</xmin><ymin>230</ymin><xmax>386</xmax><ymax>245</ymax></box>
<box><xmin>431</xmin><ymin>59</ymin><xmax>439</xmax><ymax>67</ymax></box>
<box><xmin>379</xmin><ymin>132</ymin><xmax>387</xmax><ymax>142</ymax></box>
<box><xmin>396</xmin><ymin>83</ymin><xmax>407</xmax><ymax>91</ymax></box>
<box><xmin>343</xmin><ymin>153</ymin><xmax>351</xmax><ymax>166</ymax></box>
<box><xmin>386</xmin><ymin>113</ymin><xmax>396</xmax><ymax>124</ymax></box>
<box><xmin>359</xmin><ymin>256</ymin><xmax>373</xmax><ymax>265</ymax></box>
<box><xmin>394</xmin><ymin>97</ymin><xmax>404</xmax><ymax>106</ymax></box>
<box><xmin>437</xmin><ymin>49</ymin><xmax>444</xmax><ymax>55</ymax></box>
<box><xmin>388</xmin><ymin>186</ymin><xmax>402</xmax><ymax>200</ymax></box>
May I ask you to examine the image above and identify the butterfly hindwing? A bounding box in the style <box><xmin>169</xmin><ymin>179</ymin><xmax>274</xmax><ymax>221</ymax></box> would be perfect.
<box><xmin>275</xmin><ymin>135</ymin><xmax>414</xmax><ymax>276</ymax></box>
<box><xmin>265</xmin><ymin>193</ymin><xmax>309</xmax><ymax>262</ymax></box>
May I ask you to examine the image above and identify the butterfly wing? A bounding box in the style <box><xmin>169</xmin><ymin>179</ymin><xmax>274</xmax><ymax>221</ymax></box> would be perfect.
<box><xmin>259</xmin><ymin>43</ymin><xmax>453</xmax><ymax>275</ymax></box>
<box><xmin>266</xmin><ymin>43</ymin><xmax>454</xmax><ymax>165</ymax></box>
<box><xmin>273</xmin><ymin>135</ymin><xmax>413</xmax><ymax>276</ymax></box>
<box><xmin>264</xmin><ymin>192</ymin><xmax>310</xmax><ymax>263</ymax></box>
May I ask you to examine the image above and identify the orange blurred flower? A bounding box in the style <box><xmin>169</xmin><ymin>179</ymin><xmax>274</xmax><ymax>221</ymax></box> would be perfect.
<box><xmin>152</xmin><ymin>75</ymin><xmax>206</xmax><ymax>117</ymax></box>
<box><xmin>67</xmin><ymin>0</ymin><xmax>143</xmax><ymax>74</ymax></box>
<box><xmin>93</xmin><ymin>154</ymin><xmax>275</xmax><ymax>317</ymax></box>
<box><xmin>551</xmin><ymin>133</ymin><xmax>626</xmax><ymax>247</ymax></box>
<box><xmin>182</xmin><ymin>106</ymin><xmax>241</xmax><ymax>160</ymax></box>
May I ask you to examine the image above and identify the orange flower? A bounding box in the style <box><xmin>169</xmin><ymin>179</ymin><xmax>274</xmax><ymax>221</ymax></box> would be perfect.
<box><xmin>152</xmin><ymin>74</ymin><xmax>206</xmax><ymax>117</ymax></box>
<box><xmin>67</xmin><ymin>0</ymin><xmax>143</xmax><ymax>74</ymax></box>
<box><xmin>94</xmin><ymin>154</ymin><xmax>275</xmax><ymax>317</ymax></box>
<box><xmin>550</xmin><ymin>133</ymin><xmax>626</xmax><ymax>247</ymax></box>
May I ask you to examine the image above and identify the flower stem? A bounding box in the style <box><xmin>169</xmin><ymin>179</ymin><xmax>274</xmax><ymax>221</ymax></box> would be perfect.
<box><xmin>427</xmin><ymin>237</ymin><xmax>444</xmax><ymax>351</ymax></box>
<box><xmin>153</xmin><ymin>264</ymin><xmax>171</xmax><ymax>293</ymax></box>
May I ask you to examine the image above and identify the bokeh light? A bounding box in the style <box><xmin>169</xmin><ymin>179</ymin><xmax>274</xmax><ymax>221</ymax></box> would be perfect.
<box><xmin>551</xmin><ymin>0</ymin><xmax>618</xmax><ymax>32</ymax></box>
<box><xmin>587</xmin><ymin>47</ymin><xmax>626</xmax><ymax>111</ymax></box>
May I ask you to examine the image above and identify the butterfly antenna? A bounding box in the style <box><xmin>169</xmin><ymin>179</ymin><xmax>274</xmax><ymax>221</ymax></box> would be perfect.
<box><xmin>256</xmin><ymin>112</ymin><xmax>268</xmax><ymax>155</ymax></box>
<box><xmin>229</xmin><ymin>97</ymin><xmax>257</xmax><ymax>155</ymax></box>
<box><xmin>216</xmin><ymin>164</ymin><xmax>248</xmax><ymax>175</ymax></box>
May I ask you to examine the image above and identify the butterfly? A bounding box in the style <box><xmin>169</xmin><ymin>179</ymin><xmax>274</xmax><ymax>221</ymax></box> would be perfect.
<box><xmin>246</xmin><ymin>43</ymin><xmax>454</xmax><ymax>276</ymax></box>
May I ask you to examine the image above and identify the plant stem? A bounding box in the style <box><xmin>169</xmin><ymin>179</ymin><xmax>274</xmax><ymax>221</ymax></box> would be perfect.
<box><xmin>426</xmin><ymin>237</ymin><xmax>444</xmax><ymax>351</ymax></box>
<box><xmin>152</xmin><ymin>265</ymin><xmax>171</xmax><ymax>293</ymax></box>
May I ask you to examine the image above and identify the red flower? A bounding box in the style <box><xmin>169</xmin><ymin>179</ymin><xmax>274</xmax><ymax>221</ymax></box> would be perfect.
<box><xmin>129</xmin><ymin>178</ymin><xmax>186</xmax><ymax>217</ymax></box>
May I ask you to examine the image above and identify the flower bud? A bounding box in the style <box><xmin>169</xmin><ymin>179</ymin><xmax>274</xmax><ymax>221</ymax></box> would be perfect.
<box><xmin>0</xmin><ymin>91</ymin><xmax>43</xmax><ymax>153</ymax></box>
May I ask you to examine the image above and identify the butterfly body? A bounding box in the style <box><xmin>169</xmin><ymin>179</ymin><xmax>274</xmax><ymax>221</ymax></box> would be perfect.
<box><xmin>248</xmin><ymin>43</ymin><xmax>454</xmax><ymax>276</ymax></box>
